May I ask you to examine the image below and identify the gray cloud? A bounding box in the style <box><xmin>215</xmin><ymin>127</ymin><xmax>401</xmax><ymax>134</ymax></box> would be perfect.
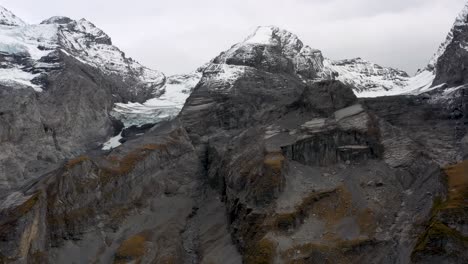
<box><xmin>1</xmin><ymin>0</ymin><xmax>466</xmax><ymax>75</ymax></box>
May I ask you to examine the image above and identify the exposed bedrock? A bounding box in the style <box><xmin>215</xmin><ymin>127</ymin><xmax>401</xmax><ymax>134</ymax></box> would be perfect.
<box><xmin>1</xmin><ymin>64</ymin><xmax>466</xmax><ymax>263</ymax></box>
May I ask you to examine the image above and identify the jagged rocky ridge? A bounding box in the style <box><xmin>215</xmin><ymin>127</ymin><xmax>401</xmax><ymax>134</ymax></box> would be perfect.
<box><xmin>0</xmin><ymin>4</ymin><xmax>467</xmax><ymax>264</ymax></box>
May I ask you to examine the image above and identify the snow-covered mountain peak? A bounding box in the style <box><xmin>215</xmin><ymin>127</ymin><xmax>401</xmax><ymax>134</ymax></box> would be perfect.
<box><xmin>244</xmin><ymin>26</ymin><xmax>301</xmax><ymax>49</ymax></box>
<box><xmin>212</xmin><ymin>26</ymin><xmax>326</xmax><ymax>79</ymax></box>
<box><xmin>0</xmin><ymin>7</ymin><xmax>164</xmax><ymax>95</ymax></box>
<box><xmin>423</xmin><ymin>2</ymin><xmax>468</xmax><ymax>72</ymax></box>
<box><xmin>73</xmin><ymin>18</ymin><xmax>112</xmax><ymax>44</ymax></box>
<box><xmin>0</xmin><ymin>6</ymin><xmax>25</xmax><ymax>27</ymax></box>
<box><xmin>243</xmin><ymin>26</ymin><xmax>278</xmax><ymax>45</ymax></box>
<box><xmin>57</xmin><ymin>17</ymin><xmax>164</xmax><ymax>89</ymax></box>
<box><xmin>454</xmin><ymin>2</ymin><xmax>468</xmax><ymax>27</ymax></box>
<box><xmin>241</xmin><ymin>26</ymin><xmax>314</xmax><ymax>58</ymax></box>
<box><xmin>40</xmin><ymin>16</ymin><xmax>74</xmax><ymax>25</ymax></box>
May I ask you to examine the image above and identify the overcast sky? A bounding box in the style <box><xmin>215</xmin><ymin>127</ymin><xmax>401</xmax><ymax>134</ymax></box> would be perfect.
<box><xmin>1</xmin><ymin>0</ymin><xmax>466</xmax><ymax>75</ymax></box>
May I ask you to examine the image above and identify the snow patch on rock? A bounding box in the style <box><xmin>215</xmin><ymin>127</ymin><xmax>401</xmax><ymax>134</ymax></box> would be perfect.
<box><xmin>102</xmin><ymin>132</ymin><xmax>123</xmax><ymax>150</ymax></box>
<box><xmin>324</xmin><ymin>58</ymin><xmax>410</xmax><ymax>97</ymax></box>
<box><xmin>244</xmin><ymin>26</ymin><xmax>276</xmax><ymax>45</ymax></box>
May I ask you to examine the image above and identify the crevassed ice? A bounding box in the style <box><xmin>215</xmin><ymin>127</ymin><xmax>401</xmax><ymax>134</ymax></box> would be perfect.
<box><xmin>0</xmin><ymin>24</ymin><xmax>59</xmax><ymax>90</ymax></box>
<box><xmin>0</xmin><ymin>68</ymin><xmax>43</xmax><ymax>92</ymax></box>
<box><xmin>0</xmin><ymin>24</ymin><xmax>59</xmax><ymax>59</ymax></box>
<box><xmin>111</xmin><ymin>72</ymin><xmax>202</xmax><ymax>128</ymax></box>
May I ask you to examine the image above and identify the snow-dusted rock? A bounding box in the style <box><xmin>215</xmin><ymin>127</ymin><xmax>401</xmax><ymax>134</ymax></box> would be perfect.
<box><xmin>0</xmin><ymin>10</ymin><xmax>165</xmax><ymax>99</ymax></box>
<box><xmin>324</xmin><ymin>58</ymin><xmax>411</xmax><ymax>97</ymax></box>
<box><xmin>213</xmin><ymin>26</ymin><xmax>327</xmax><ymax>79</ymax></box>
<box><xmin>206</xmin><ymin>26</ymin><xmax>438</xmax><ymax>98</ymax></box>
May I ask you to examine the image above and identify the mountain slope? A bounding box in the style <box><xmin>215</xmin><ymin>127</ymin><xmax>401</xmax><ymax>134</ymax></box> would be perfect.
<box><xmin>0</xmin><ymin>5</ymin><xmax>466</xmax><ymax>264</ymax></box>
<box><xmin>0</xmin><ymin>24</ymin><xmax>462</xmax><ymax>263</ymax></box>
<box><xmin>325</xmin><ymin>3</ymin><xmax>468</xmax><ymax>98</ymax></box>
<box><xmin>432</xmin><ymin>3</ymin><xmax>468</xmax><ymax>87</ymax></box>
<box><xmin>0</xmin><ymin>6</ymin><xmax>166</xmax><ymax>191</ymax></box>
<box><xmin>403</xmin><ymin>2</ymin><xmax>468</xmax><ymax>97</ymax></box>
<box><xmin>0</xmin><ymin>8</ymin><xmax>165</xmax><ymax>100</ymax></box>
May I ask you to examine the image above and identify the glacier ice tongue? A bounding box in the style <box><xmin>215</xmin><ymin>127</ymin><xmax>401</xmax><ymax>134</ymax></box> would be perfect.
<box><xmin>110</xmin><ymin>72</ymin><xmax>203</xmax><ymax>128</ymax></box>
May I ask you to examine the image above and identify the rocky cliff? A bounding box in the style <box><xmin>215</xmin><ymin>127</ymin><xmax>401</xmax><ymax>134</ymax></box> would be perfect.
<box><xmin>0</xmin><ymin>4</ymin><xmax>467</xmax><ymax>264</ymax></box>
<box><xmin>0</xmin><ymin>6</ymin><xmax>165</xmax><ymax>192</ymax></box>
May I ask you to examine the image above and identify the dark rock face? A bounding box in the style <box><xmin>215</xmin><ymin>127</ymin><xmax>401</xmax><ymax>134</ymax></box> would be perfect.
<box><xmin>1</xmin><ymin>8</ymin><xmax>468</xmax><ymax>264</ymax></box>
<box><xmin>297</xmin><ymin>80</ymin><xmax>358</xmax><ymax>115</ymax></box>
<box><xmin>362</xmin><ymin>94</ymin><xmax>466</xmax><ymax>166</ymax></box>
<box><xmin>179</xmin><ymin>62</ymin><xmax>452</xmax><ymax>263</ymax></box>
<box><xmin>429</xmin><ymin>4</ymin><xmax>468</xmax><ymax>93</ymax></box>
<box><xmin>40</xmin><ymin>16</ymin><xmax>73</xmax><ymax>25</ymax></box>
<box><xmin>0</xmin><ymin>53</ymin><xmax>143</xmax><ymax>192</ymax></box>
<box><xmin>0</xmin><ymin>11</ymin><xmax>166</xmax><ymax>192</ymax></box>
<box><xmin>181</xmin><ymin>68</ymin><xmax>306</xmax><ymax>138</ymax></box>
<box><xmin>0</xmin><ymin>121</ymin><xmax>226</xmax><ymax>263</ymax></box>
<box><xmin>2</xmin><ymin>49</ymin><xmax>466</xmax><ymax>263</ymax></box>
<box><xmin>433</xmin><ymin>19</ymin><xmax>468</xmax><ymax>86</ymax></box>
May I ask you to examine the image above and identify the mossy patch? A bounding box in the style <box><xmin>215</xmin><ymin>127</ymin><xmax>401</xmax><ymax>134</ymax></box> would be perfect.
<box><xmin>65</xmin><ymin>156</ymin><xmax>90</xmax><ymax>169</ymax></box>
<box><xmin>241</xmin><ymin>150</ymin><xmax>287</xmax><ymax>205</ymax></box>
<box><xmin>11</xmin><ymin>193</ymin><xmax>40</xmax><ymax>217</ymax></box>
<box><xmin>281</xmin><ymin>238</ymin><xmax>374</xmax><ymax>264</ymax></box>
<box><xmin>414</xmin><ymin>220</ymin><xmax>468</xmax><ymax>255</ymax></box>
<box><xmin>48</xmin><ymin>207</ymin><xmax>95</xmax><ymax>226</ymax></box>
<box><xmin>114</xmin><ymin>231</ymin><xmax>153</xmax><ymax>263</ymax></box>
<box><xmin>262</xmin><ymin>151</ymin><xmax>286</xmax><ymax>189</ymax></box>
<box><xmin>264</xmin><ymin>151</ymin><xmax>285</xmax><ymax>172</ymax></box>
<box><xmin>244</xmin><ymin>238</ymin><xmax>277</xmax><ymax>264</ymax></box>
<box><xmin>29</xmin><ymin>251</ymin><xmax>48</xmax><ymax>264</ymax></box>
<box><xmin>272</xmin><ymin>185</ymin><xmax>376</xmax><ymax>237</ymax></box>
<box><xmin>99</xmin><ymin>144</ymin><xmax>168</xmax><ymax>184</ymax></box>
<box><xmin>366</xmin><ymin>112</ymin><xmax>381</xmax><ymax>140</ymax></box>
<box><xmin>273</xmin><ymin>189</ymin><xmax>336</xmax><ymax>231</ymax></box>
<box><xmin>443</xmin><ymin>160</ymin><xmax>468</xmax><ymax>209</ymax></box>
<box><xmin>411</xmin><ymin>160</ymin><xmax>468</xmax><ymax>259</ymax></box>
